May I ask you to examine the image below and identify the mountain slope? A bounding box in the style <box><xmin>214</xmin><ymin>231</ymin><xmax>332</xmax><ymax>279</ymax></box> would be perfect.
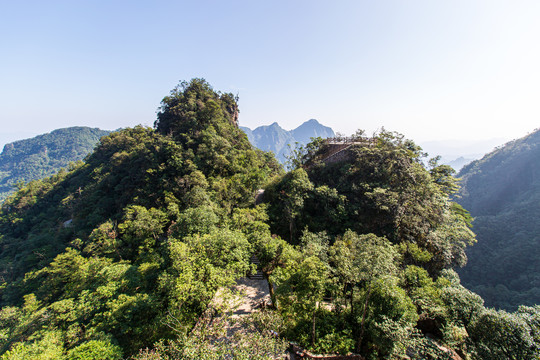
<box><xmin>0</xmin><ymin>127</ymin><xmax>111</xmax><ymax>201</ymax></box>
<box><xmin>241</xmin><ymin>119</ymin><xmax>335</xmax><ymax>163</ymax></box>
<box><xmin>0</xmin><ymin>79</ymin><xmax>281</xmax><ymax>357</ymax></box>
<box><xmin>457</xmin><ymin>129</ymin><xmax>540</xmax><ymax>310</ymax></box>
<box><xmin>0</xmin><ymin>81</ymin><xmax>537</xmax><ymax>359</ymax></box>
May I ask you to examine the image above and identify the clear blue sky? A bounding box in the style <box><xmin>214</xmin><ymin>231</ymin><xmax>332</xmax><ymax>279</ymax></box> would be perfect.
<box><xmin>1</xmin><ymin>0</ymin><xmax>539</xmax><ymax>147</ymax></box>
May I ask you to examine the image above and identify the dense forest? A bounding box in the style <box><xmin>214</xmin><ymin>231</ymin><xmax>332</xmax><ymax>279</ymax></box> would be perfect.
<box><xmin>0</xmin><ymin>127</ymin><xmax>111</xmax><ymax>201</ymax></box>
<box><xmin>457</xmin><ymin>129</ymin><xmax>540</xmax><ymax>311</ymax></box>
<box><xmin>0</xmin><ymin>79</ymin><xmax>538</xmax><ymax>359</ymax></box>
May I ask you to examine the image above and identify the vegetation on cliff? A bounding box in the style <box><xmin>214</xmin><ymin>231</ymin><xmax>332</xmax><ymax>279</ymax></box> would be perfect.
<box><xmin>0</xmin><ymin>80</ymin><xmax>538</xmax><ymax>359</ymax></box>
<box><xmin>0</xmin><ymin>79</ymin><xmax>281</xmax><ymax>358</ymax></box>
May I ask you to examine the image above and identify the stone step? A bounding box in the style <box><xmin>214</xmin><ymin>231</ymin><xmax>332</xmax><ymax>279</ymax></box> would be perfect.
<box><xmin>249</xmin><ymin>275</ymin><xmax>265</xmax><ymax>280</ymax></box>
<box><xmin>248</xmin><ymin>270</ymin><xmax>265</xmax><ymax>280</ymax></box>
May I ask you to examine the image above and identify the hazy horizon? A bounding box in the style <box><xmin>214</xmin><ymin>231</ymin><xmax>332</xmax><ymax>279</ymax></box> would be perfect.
<box><xmin>0</xmin><ymin>120</ymin><xmax>513</xmax><ymax>164</ymax></box>
<box><xmin>1</xmin><ymin>1</ymin><xmax>539</xmax><ymax>146</ymax></box>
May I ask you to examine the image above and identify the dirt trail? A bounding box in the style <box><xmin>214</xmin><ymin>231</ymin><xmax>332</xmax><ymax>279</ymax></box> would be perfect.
<box><xmin>212</xmin><ymin>276</ymin><xmax>272</xmax><ymax>338</ymax></box>
<box><xmin>231</xmin><ymin>277</ymin><xmax>271</xmax><ymax>316</ymax></box>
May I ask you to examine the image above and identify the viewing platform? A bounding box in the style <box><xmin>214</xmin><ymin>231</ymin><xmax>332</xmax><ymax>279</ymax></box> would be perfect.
<box><xmin>319</xmin><ymin>137</ymin><xmax>375</xmax><ymax>164</ymax></box>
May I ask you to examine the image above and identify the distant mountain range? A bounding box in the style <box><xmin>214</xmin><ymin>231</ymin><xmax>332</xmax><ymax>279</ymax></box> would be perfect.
<box><xmin>240</xmin><ymin>119</ymin><xmax>335</xmax><ymax>163</ymax></box>
<box><xmin>240</xmin><ymin>120</ymin><xmax>507</xmax><ymax>170</ymax></box>
<box><xmin>456</xmin><ymin>129</ymin><xmax>540</xmax><ymax>310</ymax></box>
<box><xmin>0</xmin><ymin>127</ymin><xmax>111</xmax><ymax>201</ymax></box>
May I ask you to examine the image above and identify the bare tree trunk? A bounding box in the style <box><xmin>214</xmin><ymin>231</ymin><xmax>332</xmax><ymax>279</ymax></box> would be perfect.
<box><xmin>289</xmin><ymin>218</ymin><xmax>294</xmax><ymax>243</ymax></box>
<box><xmin>285</xmin><ymin>207</ymin><xmax>294</xmax><ymax>243</ymax></box>
<box><xmin>311</xmin><ymin>301</ymin><xmax>319</xmax><ymax>347</ymax></box>
<box><xmin>357</xmin><ymin>282</ymin><xmax>372</xmax><ymax>352</ymax></box>
<box><xmin>350</xmin><ymin>286</ymin><xmax>354</xmax><ymax>319</ymax></box>
<box><xmin>264</xmin><ymin>273</ymin><xmax>277</xmax><ymax>309</ymax></box>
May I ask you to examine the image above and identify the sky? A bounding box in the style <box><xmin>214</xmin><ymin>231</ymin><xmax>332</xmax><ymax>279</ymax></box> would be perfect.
<box><xmin>1</xmin><ymin>0</ymin><xmax>539</xmax><ymax>149</ymax></box>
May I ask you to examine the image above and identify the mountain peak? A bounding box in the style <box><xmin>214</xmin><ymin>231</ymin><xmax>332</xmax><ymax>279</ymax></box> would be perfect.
<box><xmin>240</xmin><ymin>119</ymin><xmax>335</xmax><ymax>163</ymax></box>
<box><xmin>291</xmin><ymin>119</ymin><xmax>335</xmax><ymax>145</ymax></box>
<box><xmin>268</xmin><ymin>122</ymin><xmax>283</xmax><ymax>129</ymax></box>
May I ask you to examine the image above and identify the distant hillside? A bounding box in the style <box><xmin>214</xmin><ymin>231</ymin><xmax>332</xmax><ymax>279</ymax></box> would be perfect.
<box><xmin>0</xmin><ymin>127</ymin><xmax>111</xmax><ymax>201</ymax></box>
<box><xmin>241</xmin><ymin>119</ymin><xmax>335</xmax><ymax>163</ymax></box>
<box><xmin>446</xmin><ymin>156</ymin><xmax>475</xmax><ymax>171</ymax></box>
<box><xmin>457</xmin><ymin>129</ymin><xmax>540</xmax><ymax>310</ymax></box>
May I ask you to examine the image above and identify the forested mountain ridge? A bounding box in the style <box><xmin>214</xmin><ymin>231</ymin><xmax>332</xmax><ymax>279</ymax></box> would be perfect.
<box><xmin>0</xmin><ymin>79</ymin><xmax>283</xmax><ymax>359</ymax></box>
<box><xmin>0</xmin><ymin>127</ymin><xmax>111</xmax><ymax>202</ymax></box>
<box><xmin>0</xmin><ymin>80</ymin><xmax>538</xmax><ymax>359</ymax></box>
<box><xmin>240</xmin><ymin>119</ymin><xmax>334</xmax><ymax>163</ymax></box>
<box><xmin>457</xmin><ymin>128</ymin><xmax>540</xmax><ymax>310</ymax></box>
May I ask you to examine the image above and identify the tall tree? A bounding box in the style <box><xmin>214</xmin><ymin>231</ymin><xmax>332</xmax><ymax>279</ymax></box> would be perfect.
<box><xmin>329</xmin><ymin>231</ymin><xmax>400</xmax><ymax>351</ymax></box>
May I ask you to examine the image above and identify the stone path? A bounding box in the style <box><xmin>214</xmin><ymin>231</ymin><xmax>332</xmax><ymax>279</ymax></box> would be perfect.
<box><xmin>231</xmin><ymin>276</ymin><xmax>271</xmax><ymax>316</ymax></box>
